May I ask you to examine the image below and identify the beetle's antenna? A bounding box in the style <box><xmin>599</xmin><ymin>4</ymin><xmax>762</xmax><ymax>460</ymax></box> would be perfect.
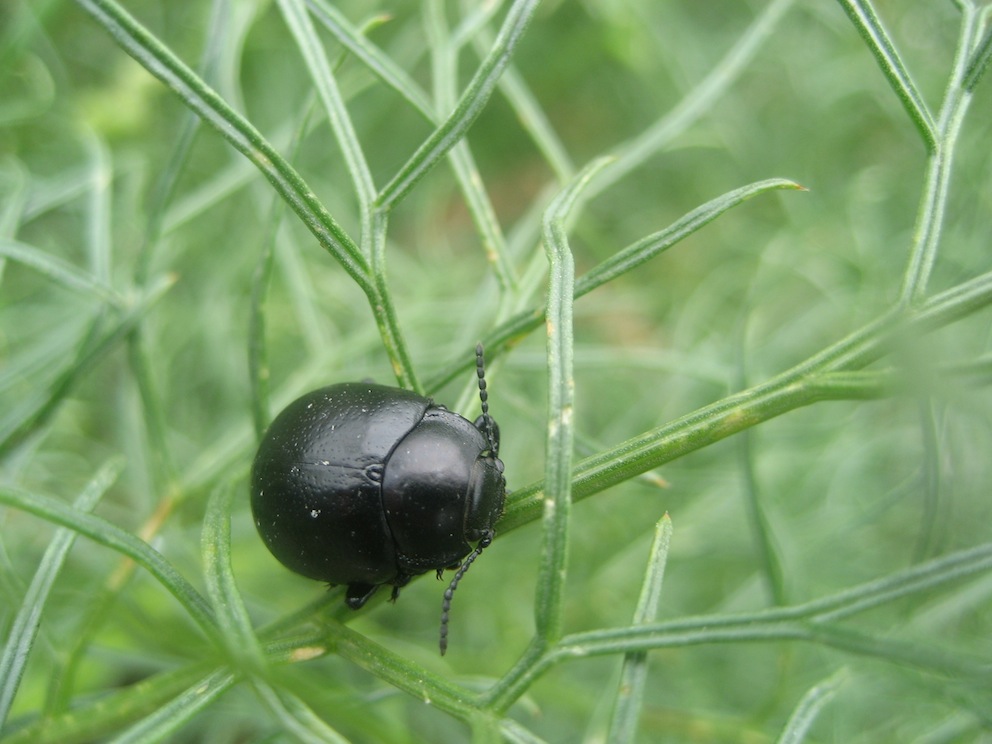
<box><xmin>439</xmin><ymin>533</ymin><xmax>493</xmax><ymax>655</ymax></box>
<box><xmin>475</xmin><ymin>343</ymin><xmax>497</xmax><ymax>454</ymax></box>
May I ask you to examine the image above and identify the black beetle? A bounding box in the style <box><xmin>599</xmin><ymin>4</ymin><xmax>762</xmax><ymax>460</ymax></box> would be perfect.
<box><xmin>251</xmin><ymin>344</ymin><xmax>505</xmax><ymax>654</ymax></box>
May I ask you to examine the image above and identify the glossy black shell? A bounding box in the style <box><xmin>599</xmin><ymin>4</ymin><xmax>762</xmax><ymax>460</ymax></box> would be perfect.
<box><xmin>250</xmin><ymin>382</ymin><xmax>505</xmax><ymax>607</ymax></box>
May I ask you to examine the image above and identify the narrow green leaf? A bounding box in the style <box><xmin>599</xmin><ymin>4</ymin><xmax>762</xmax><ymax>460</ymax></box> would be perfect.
<box><xmin>575</xmin><ymin>178</ymin><xmax>803</xmax><ymax>299</ymax></box>
<box><xmin>834</xmin><ymin>0</ymin><xmax>937</xmax><ymax>151</ymax></box>
<box><xmin>963</xmin><ymin>20</ymin><xmax>992</xmax><ymax>91</ymax></box>
<box><xmin>367</xmin><ymin>209</ymin><xmax>420</xmax><ymax>392</ymax></box>
<box><xmin>160</xmin><ymin>157</ymin><xmax>258</xmax><ymax>235</ymax></box>
<box><xmin>558</xmin><ymin>541</ymin><xmax>992</xmax><ymax>656</ymax></box>
<box><xmin>327</xmin><ymin>618</ymin><xmax>485</xmax><ymax>719</ymax></box>
<box><xmin>458</xmin><ymin>2</ymin><xmax>577</xmax><ymax>185</ymax></box>
<box><xmin>305</xmin><ymin>0</ymin><xmax>435</xmax><ymax>120</ymax></box>
<box><xmin>0</xmin><ymin>160</ymin><xmax>29</xmax><ymax>283</ymax></box>
<box><xmin>82</xmin><ymin>132</ymin><xmax>113</xmax><ymax>287</ymax></box>
<box><xmin>424</xmin><ymin>178</ymin><xmax>802</xmax><ymax>394</ymax></box>
<box><xmin>137</xmin><ymin>0</ymin><xmax>233</xmax><ymax>283</ymax></box>
<box><xmin>248</xmin><ymin>213</ymin><xmax>278</xmax><ymax>441</ymax></box>
<box><xmin>447</xmin><ymin>142</ymin><xmax>518</xmax><ymax>292</ymax></box>
<box><xmin>426</xmin><ymin>0</ymin><xmax>518</xmax><ymax>292</ymax></box>
<box><xmin>590</xmin><ymin>0</ymin><xmax>797</xmax><ymax>198</ymax></box>
<box><xmin>252</xmin><ymin>683</ymin><xmax>351</xmax><ymax>744</ymax></box>
<box><xmin>632</xmin><ymin>514</ymin><xmax>674</xmax><ymax>619</ymax></box>
<box><xmin>734</xmin><ymin>314</ymin><xmax>788</xmax><ymax>609</ymax></box>
<box><xmin>532</xmin><ymin>157</ymin><xmax>611</xmax><ymax>646</ymax></box>
<box><xmin>448</xmin><ymin>0</ymin><xmax>505</xmax><ymax>50</ymax></box>
<box><xmin>376</xmin><ymin>0</ymin><xmax>540</xmax><ymax>210</ymax></box>
<box><xmin>287</xmin><ymin>0</ymin><xmax>419</xmax><ymax>390</ymax></box>
<box><xmin>0</xmin><ymin>273</ymin><xmax>175</xmax><ymax>458</ymax></box>
<box><xmin>275</xmin><ymin>537</ymin><xmax>992</xmax><ymax>716</ymax></box>
<box><xmin>22</xmin><ymin>166</ymin><xmax>92</xmax><ymax>222</ymax></box>
<box><xmin>276</xmin><ymin>0</ymin><xmax>376</xmax><ymax>210</ymax></box>
<box><xmin>498</xmin><ymin>718</ymin><xmax>550</xmax><ymax>744</ymax></box>
<box><xmin>201</xmin><ymin>482</ymin><xmax>266</xmax><ymax>673</ymax></box>
<box><xmin>775</xmin><ymin>669</ymin><xmax>848</xmax><ymax>744</ymax></box>
<box><xmin>106</xmin><ymin>669</ymin><xmax>237</xmax><ymax>744</ymax></box>
<box><xmin>1</xmin><ymin>664</ymin><xmax>216</xmax><ymax>744</ymax></box>
<box><xmin>0</xmin><ymin>458</ymin><xmax>124</xmax><ymax>728</ymax></box>
<box><xmin>0</xmin><ymin>485</ymin><xmax>218</xmax><ymax>641</ymax></box>
<box><xmin>552</xmin><ymin>619</ymin><xmax>989</xmax><ymax>685</ymax></box>
<box><xmin>501</xmin><ymin>268</ymin><xmax>992</xmax><ymax>533</ymax></box>
<box><xmin>606</xmin><ymin>515</ymin><xmax>673</xmax><ymax>744</ymax></box>
<box><xmin>898</xmin><ymin>4</ymin><xmax>983</xmax><ymax>305</ymax></box>
<box><xmin>73</xmin><ymin>0</ymin><xmax>371</xmax><ymax>293</ymax></box>
<box><xmin>0</xmin><ymin>238</ymin><xmax>120</xmax><ymax>304</ymax></box>
<box><xmin>248</xmin><ymin>97</ymin><xmax>324</xmax><ymax>440</ymax></box>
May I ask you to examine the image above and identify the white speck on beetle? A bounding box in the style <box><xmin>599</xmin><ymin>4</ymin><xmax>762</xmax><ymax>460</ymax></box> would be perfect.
<box><xmin>310</xmin><ymin>509</ymin><xmax>320</xmax><ymax>518</ymax></box>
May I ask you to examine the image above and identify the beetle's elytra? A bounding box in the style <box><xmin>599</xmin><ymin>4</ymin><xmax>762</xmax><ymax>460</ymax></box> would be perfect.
<box><xmin>251</xmin><ymin>345</ymin><xmax>505</xmax><ymax>654</ymax></box>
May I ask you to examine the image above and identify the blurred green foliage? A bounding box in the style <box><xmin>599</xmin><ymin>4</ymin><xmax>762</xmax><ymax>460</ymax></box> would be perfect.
<box><xmin>2</xmin><ymin>0</ymin><xmax>992</xmax><ymax>742</ymax></box>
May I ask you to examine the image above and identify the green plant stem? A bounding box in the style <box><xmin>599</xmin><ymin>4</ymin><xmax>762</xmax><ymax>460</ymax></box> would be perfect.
<box><xmin>106</xmin><ymin>668</ymin><xmax>237</xmax><ymax>744</ymax></box>
<box><xmin>2</xmin><ymin>663</ymin><xmax>219</xmax><ymax>744</ymax></box>
<box><xmin>249</xmin><ymin>96</ymin><xmax>321</xmax><ymax>435</ymax></box>
<box><xmin>775</xmin><ymin>669</ymin><xmax>847</xmax><ymax>744</ymax></box>
<box><xmin>606</xmin><ymin>515</ymin><xmax>673</xmax><ymax>744</ymax></box>
<box><xmin>501</xmin><ymin>266</ymin><xmax>992</xmax><ymax>531</ymax></box>
<box><xmin>73</xmin><ymin>0</ymin><xmax>422</xmax><ymax>388</ymax></box>
<box><xmin>368</xmin><ymin>209</ymin><xmax>420</xmax><ymax>390</ymax></box>
<box><xmin>529</xmin><ymin>158</ymin><xmax>601</xmax><ymax>649</ymax></box>
<box><xmin>912</xmin><ymin>398</ymin><xmax>942</xmax><ymax>562</ymax></box>
<box><xmin>551</xmin><ymin>620</ymin><xmax>990</xmax><ymax>686</ymax></box>
<box><xmin>963</xmin><ymin>15</ymin><xmax>992</xmax><ymax>90</ymax></box>
<box><xmin>0</xmin><ymin>486</ymin><xmax>219</xmax><ymax>643</ymax></box>
<box><xmin>589</xmin><ymin>0</ymin><xmax>797</xmax><ymax>198</ymax></box>
<box><xmin>250</xmin><ymin>682</ymin><xmax>350</xmax><ymax>744</ymax></box>
<box><xmin>0</xmin><ymin>274</ymin><xmax>175</xmax><ymax>459</ymax></box>
<box><xmin>325</xmin><ymin>620</ymin><xmax>490</xmax><ymax>722</ymax></box>
<box><xmin>305</xmin><ymin>0</ymin><xmax>435</xmax><ymax>119</ymax></box>
<box><xmin>0</xmin><ymin>459</ymin><xmax>123</xmax><ymax>728</ymax></box>
<box><xmin>425</xmin><ymin>178</ymin><xmax>801</xmax><ymax>392</ymax></box>
<box><xmin>0</xmin><ymin>238</ymin><xmax>121</xmax><ymax>304</ymax></box>
<box><xmin>16</xmin><ymin>536</ymin><xmax>990</xmax><ymax>741</ymax></box>
<box><xmin>898</xmin><ymin>6</ymin><xmax>979</xmax><ymax>306</ymax></box>
<box><xmin>737</xmin><ymin>424</ymin><xmax>786</xmax><ymax>606</ymax></box>
<box><xmin>248</xmin><ymin>202</ymin><xmax>279</xmax><ymax>439</ymax></box>
<box><xmin>202</xmin><ymin>483</ymin><xmax>266</xmax><ymax>675</ymax></box>
<box><xmin>276</xmin><ymin>0</ymin><xmax>376</xmax><ymax>218</ymax></box>
<box><xmin>484</xmin><ymin>541</ymin><xmax>992</xmax><ymax>709</ymax></box>
<box><xmin>307</xmin><ymin>0</ymin><xmax>532</xmax><ymax>295</ymax></box>
<box><xmin>462</xmin><ymin>0</ymin><xmax>575</xmax><ymax>184</ymax></box>
<box><xmin>133</xmin><ymin>0</ymin><xmax>229</xmax><ymax>286</ymax></box>
<box><xmin>425</xmin><ymin>0</ymin><xmax>517</xmax><ymax>293</ymax></box>
<box><xmin>834</xmin><ymin>0</ymin><xmax>937</xmax><ymax>152</ymax></box>
<box><xmin>375</xmin><ymin>0</ymin><xmax>541</xmax><ymax>211</ymax></box>
<box><xmin>73</xmin><ymin>0</ymin><xmax>367</xmax><ymax>286</ymax></box>
<box><xmin>279</xmin><ymin>0</ymin><xmax>421</xmax><ymax>388</ymax></box>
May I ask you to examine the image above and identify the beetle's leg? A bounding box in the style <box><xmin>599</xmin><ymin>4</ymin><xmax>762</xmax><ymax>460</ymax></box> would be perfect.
<box><xmin>345</xmin><ymin>582</ymin><xmax>379</xmax><ymax>609</ymax></box>
<box><xmin>436</xmin><ymin>563</ymin><xmax>460</xmax><ymax>581</ymax></box>
<box><xmin>387</xmin><ymin>573</ymin><xmax>413</xmax><ymax>602</ymax></box>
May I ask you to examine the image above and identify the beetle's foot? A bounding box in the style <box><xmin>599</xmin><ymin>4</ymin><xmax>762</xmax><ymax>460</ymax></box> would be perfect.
<box><xmin>345</xmin><ymin>582</ymin><xmax>379</xmax><ymax>609</ymax></box>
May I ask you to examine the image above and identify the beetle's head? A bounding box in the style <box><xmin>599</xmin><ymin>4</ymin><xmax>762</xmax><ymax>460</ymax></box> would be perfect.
<box><xmin>464</xmin><ymin>452</ymin><xmax>505</xmax><ymax>542</ymax></box>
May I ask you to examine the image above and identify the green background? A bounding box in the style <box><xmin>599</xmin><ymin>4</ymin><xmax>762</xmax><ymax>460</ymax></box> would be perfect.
<box><xmin>2</xmin><ymin>1</ymin><xmax>992</xmax><ymax>742</ymax></box>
